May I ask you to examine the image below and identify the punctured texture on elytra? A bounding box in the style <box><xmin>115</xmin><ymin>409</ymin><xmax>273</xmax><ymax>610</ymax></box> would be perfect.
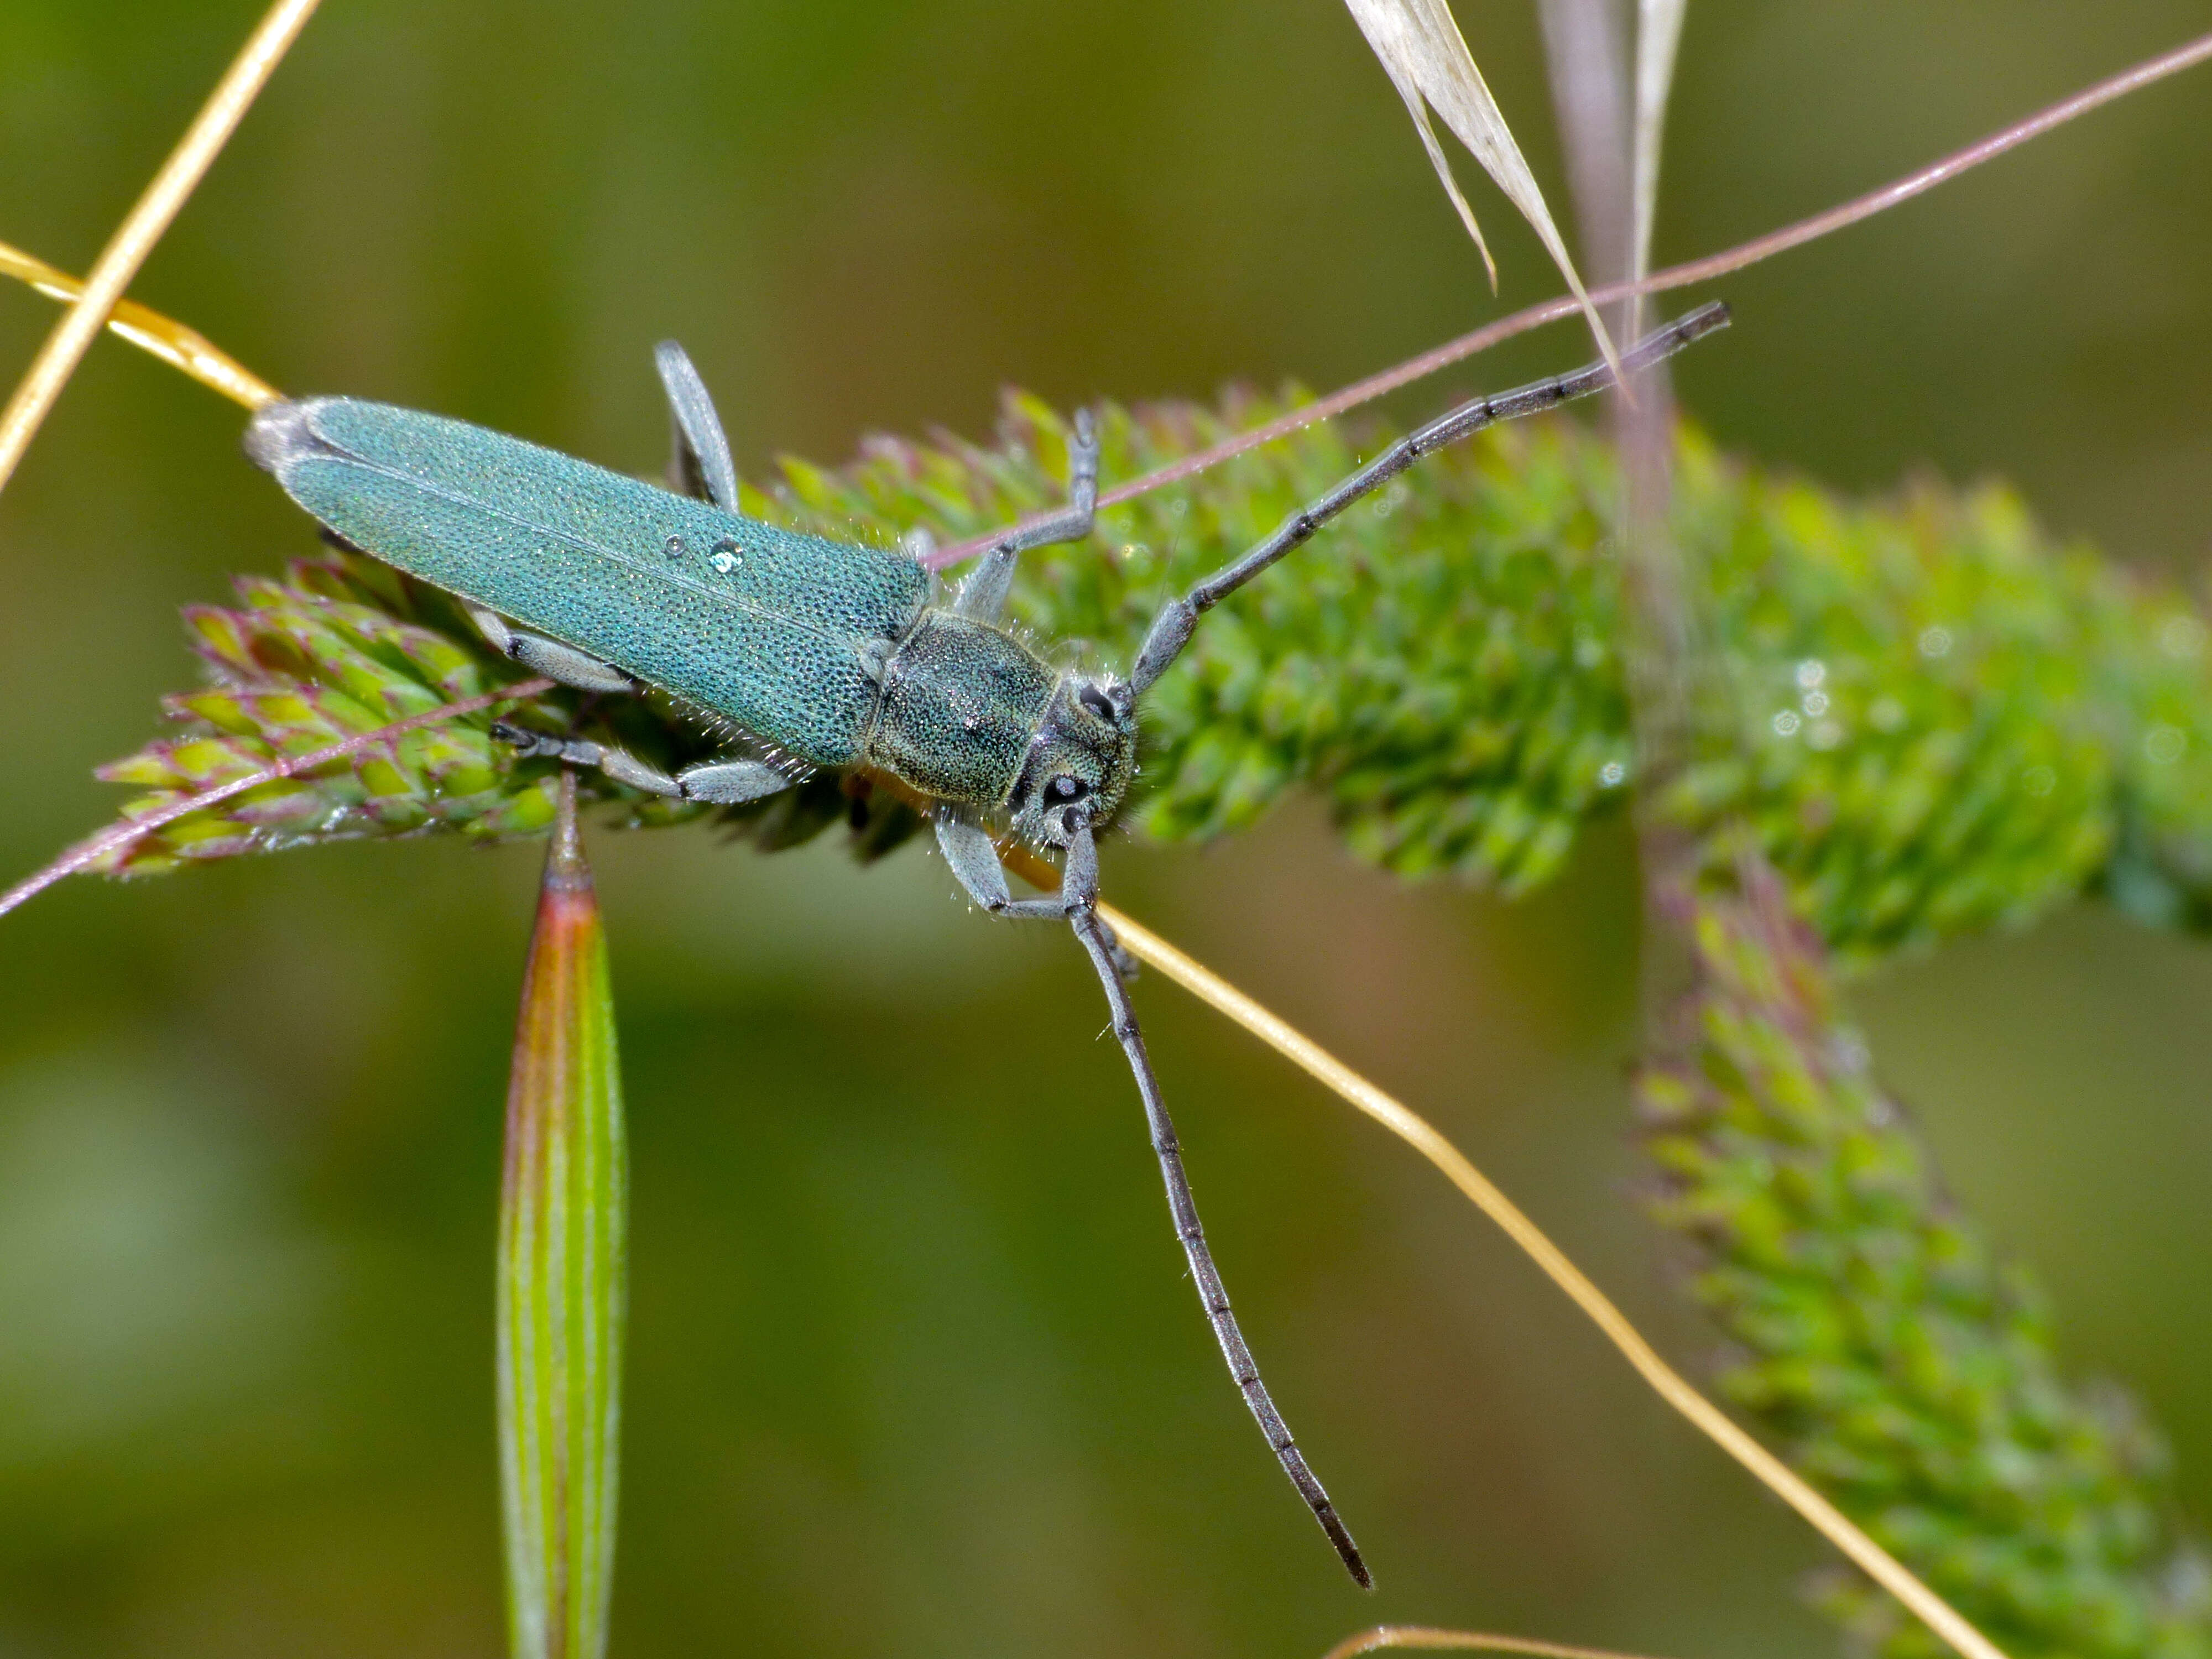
<box><xmin>499</xmin><ymin>775</ymin><xmax>627</xmax><ymax>1659</ymax></box>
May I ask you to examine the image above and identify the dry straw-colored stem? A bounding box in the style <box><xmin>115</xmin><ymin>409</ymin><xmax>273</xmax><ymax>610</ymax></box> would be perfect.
<box><xmin>922</xmin><ymin>26</ymin><xmax>2212</xmax><ymax>568</ymax></box>
<box><xmin>1096</xmin><ymin>902</ymin><xmax>2011</xmax><ymax>1659</ymax></box>
<box><xmin>1319</xmin><ymin>1626</ymin><xmax>1673</xmax><ymax>1659</ymax></box>
<box><xmin>0</xmin><ymin>239</ymin><xmax>278</xmax><ymax>411</ymax></box>
<box><xmin>0</xmin><ymin>0</ymin><xmax>317</xmax><ymax>497</ymax></box>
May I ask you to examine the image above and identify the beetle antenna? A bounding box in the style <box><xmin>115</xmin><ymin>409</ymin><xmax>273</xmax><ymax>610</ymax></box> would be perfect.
<box><xmin>1067</xmin><ymin>902</ymin><xmax>1373</xmax><ymax>1589</ymax></box>
<box><xmin>1127</xmin><ymin>302</ymin><xmax>1731</xmax><ymax>696</ymax></box>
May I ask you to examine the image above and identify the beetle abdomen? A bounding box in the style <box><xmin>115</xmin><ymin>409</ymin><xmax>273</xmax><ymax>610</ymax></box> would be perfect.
<box><xmin>249</xmin><ymin>398</ymin><xmax>928</xmax><ymax>768</ymax></box>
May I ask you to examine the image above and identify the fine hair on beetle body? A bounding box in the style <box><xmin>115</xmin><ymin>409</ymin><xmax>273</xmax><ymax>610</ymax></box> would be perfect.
<box><xmin>243</xmin><ymin>300</ymin><xmax>1733</xmax><ymax>1589</ymax></box>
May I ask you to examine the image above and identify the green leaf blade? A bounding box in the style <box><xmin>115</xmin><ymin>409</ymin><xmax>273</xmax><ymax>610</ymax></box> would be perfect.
<box><xmin>498</xmin><ymin>779</ymin><xmax>627</xmax><ymax>1659</ymax></box>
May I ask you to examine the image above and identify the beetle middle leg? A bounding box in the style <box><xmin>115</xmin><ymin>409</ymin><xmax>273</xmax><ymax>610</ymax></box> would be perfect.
<box><xmin>950</xmin><ymin>408</ymin><xmax>1100</xmax><ymax>623</ymax></box>
<box><xmin>465</xmin><ymin>603</ymin><xmax>640</xmax><ymax>696</ymax></box>
<box><xmin>494</xmin><ymin>724</ymin><xmax>794</xmax><ymax>805</ymax></box>
<box><xmin>653</xmin><ymin>340</ymin><xmax>740</xmax><ymax>510</ymax></box>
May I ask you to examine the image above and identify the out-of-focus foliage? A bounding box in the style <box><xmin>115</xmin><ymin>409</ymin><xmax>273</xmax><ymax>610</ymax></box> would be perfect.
<box><xmin>1640</xmin><ymin>878</ymin><xmax>2212</xmax><ymax>1659</ymax></box>
<box><xmin>92</xmin><ymin>391</ymin><xmax>2212</xmax><ymax>969</ymax></box>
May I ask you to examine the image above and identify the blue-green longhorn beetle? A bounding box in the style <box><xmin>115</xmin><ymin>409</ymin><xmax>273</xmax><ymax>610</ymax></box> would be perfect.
<box><xmin>246</xmin><ymin>300</ymin><xmax>1730</xmax><ymax>1587</ymax></box>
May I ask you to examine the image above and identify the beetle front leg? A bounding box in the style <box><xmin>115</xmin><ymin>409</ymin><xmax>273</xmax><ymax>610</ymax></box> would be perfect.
<box><xmin>935</xmin><ymin>812</ymin><xmax>1071</xmax><ymax>917</ymax></box>
<box><xmin>950</xmin><ymin>408</ymin><xmax>1100</xmax><ymax>622</ymax></box>
<box><xmin>935</xmin><ymin>811</ymin><xmax>1136</xmax><ymax>978</ymax></box>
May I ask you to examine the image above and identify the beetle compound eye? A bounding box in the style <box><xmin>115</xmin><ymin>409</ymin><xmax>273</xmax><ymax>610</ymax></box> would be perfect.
<box><xmin>1077</xmin><ymin>684</ymin><xmax>1115</xmax><ymax>722</ymax></box>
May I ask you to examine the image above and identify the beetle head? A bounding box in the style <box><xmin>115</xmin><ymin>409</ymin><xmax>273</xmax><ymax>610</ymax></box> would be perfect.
<box><xmin>1009</xmin><ymin>672</ymin><xmax>1137</xmax><ymax>847</ymax></box>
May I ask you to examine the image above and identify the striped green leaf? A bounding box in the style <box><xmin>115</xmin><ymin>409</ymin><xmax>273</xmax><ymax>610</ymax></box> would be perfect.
<box><xmin>498</xmin><ymin>777</ymin><xmax>627</xmax><ymax>1659</ymax></box>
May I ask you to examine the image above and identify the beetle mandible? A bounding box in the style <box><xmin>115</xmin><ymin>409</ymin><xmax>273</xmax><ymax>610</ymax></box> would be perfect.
<box><xmin>244</xmin><ymin>299</ymin><xmax>1731</xmax><ymax>1587</ymax></box>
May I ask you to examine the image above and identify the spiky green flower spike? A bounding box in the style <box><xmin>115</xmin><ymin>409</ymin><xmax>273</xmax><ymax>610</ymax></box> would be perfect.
<box><xmin>90</xmin><ymin>553</ymin><xmax>565</xmax><ymax>872</ymax></box>
<box><xmin>95</xmin><ymin>394</ymin><xmax>2212</xmax><ymax>975</ymax></box>
<box><xmin>1640</xmin><ymin>873</ymin><xmax>2212</xmax><ymax>1659</ymax></box>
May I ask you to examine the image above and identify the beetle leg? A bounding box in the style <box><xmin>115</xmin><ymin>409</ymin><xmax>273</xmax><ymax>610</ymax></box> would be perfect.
<box><xmin>671</xmin><ymin>758</ymin><xmax>798</xmax><ymax>804</ymax></box>
<box><xmin>493</xmin><ymin>724</ymin><xmax>793</xmax><ymax>805</ymax></box>
<box><xmin>465</xmin><ymin>603</ymin><xmax>639</xmax><ymax>695</ymax></box>
<box><xmin>935</xmin><ymin>810</ymin><xmax>1070</xmax><ymax>919</ymax></box>
<box><xmin>950</xmin><ymin>408</ymin><xmax>1100</xmax><ymax>622</ymax></box>
<box><xmin>495</xmin><ymin>727</ymin><xmax>682</xmax><ymax>795</ymax></box>
<box><xmin>933</xmin><ymin>808</ymin><xmax>1136</xmax><ymax>979</ymax></box>
<box><xmin>654</xmin><ymin>340</ymin><xmax>740</xmax><ymax>510</ymax></box>
<box><xmin>495</xmin><ymin>728</ymin><xmax>681</xmax><ymax>796</ymax></box>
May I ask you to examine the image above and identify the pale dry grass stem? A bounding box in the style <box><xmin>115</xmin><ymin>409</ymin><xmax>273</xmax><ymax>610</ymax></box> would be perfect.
<box><xmin>0</xmin><ymin>0</ymin><xmax>316</xmax><ymax>498</ymax></box>
<box><xmin>0</xmin><ymin>239</ymin><xmax>276</xmax><ymax>410</ymax></box>
<box><xmin>1319</xmin><ymin>1626</ymin><xmax>1677</xmax><ymax>1659</ymax></box>
<box><xmin>1630</xmin><ymin>0</ymin><xmax>1688</xmax><ymax>330</ymax></box>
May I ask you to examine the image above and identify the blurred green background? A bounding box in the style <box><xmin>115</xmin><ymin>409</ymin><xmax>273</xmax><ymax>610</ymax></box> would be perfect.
<box><xmin>2</xmin><ymin>1</ymin><xmax>2209</xmax><ymax>1655</ymax></box>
